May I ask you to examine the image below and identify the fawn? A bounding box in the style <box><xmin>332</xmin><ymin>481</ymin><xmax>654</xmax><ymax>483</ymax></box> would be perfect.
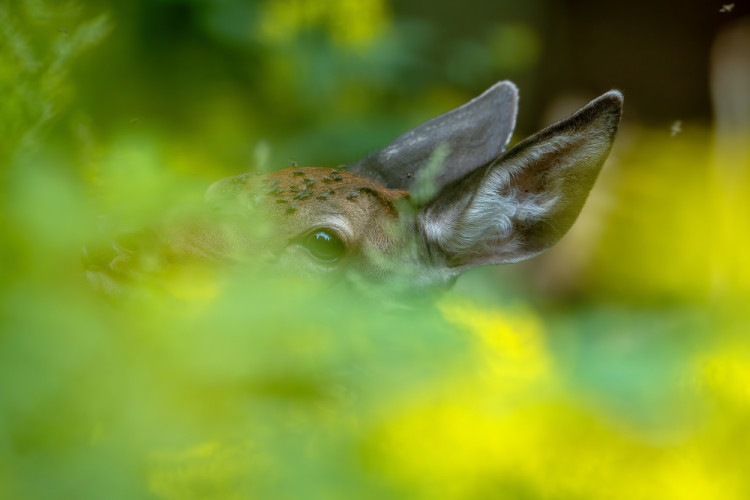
<box><xmin>86</xmin><ymin>81</ymin><xmax>622</xmax><ymax>292</ymax></box>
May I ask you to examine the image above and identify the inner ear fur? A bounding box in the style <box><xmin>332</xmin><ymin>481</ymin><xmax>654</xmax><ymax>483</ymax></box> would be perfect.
<box><xmin>418</xmin><ymin>90</ymin><xmax>623</xmax><ymax>270</ymax></box>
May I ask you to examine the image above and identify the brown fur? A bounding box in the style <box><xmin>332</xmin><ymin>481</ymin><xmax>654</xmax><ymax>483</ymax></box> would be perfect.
<box><xmin>86</xmin><ymin>84</ymin><xmax>622</xmax><ymax>292</ymax></box>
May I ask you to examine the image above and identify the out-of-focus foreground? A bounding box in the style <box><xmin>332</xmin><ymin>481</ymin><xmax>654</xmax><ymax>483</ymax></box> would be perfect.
<box><xmin>1</xmin><ymin>1</ymin><xmax>749</xmax><ymax>499</ymax></box>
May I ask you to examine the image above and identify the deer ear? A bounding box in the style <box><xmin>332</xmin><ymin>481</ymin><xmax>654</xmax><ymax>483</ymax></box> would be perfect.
<box><xmin>349</xmin><ymin>81</ymin><xmax>518</xmax><ymax>190</ymax></box>
<box><xmin>418</xmin><ymin>90</ymin><xmax>623</xmax><ymax>270</ymax></box>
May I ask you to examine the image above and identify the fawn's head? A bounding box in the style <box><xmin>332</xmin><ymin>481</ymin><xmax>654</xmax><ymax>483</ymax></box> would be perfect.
<box><xmin>88</xmin><ymin>81</ymin><xmax>623</xmax><ymax>291</ymax></box>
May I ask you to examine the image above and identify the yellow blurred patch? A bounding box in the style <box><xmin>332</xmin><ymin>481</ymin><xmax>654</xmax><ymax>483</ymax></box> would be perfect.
<box><xmin>440</xmin><ymin>300</ymin><xmax>551</xmax><ymax>386</ymax></box>
<box><xmin>261</xmin><ymin>0</ymin><xmax>390</xmax><ymax>48</ymax></box>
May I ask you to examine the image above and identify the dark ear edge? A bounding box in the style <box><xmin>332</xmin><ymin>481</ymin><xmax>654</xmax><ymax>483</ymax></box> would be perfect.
<box><xmin>500</xmin><ymin>90</ymin><xmax>623</xmax><ymax>260</ymax></box>
<box><xmin>504</xmin><ymin>90</ymin><xmax>623</xmax><ymax>165</ymax></box>
<box><xmin>417</xmin><ymin>90</ymin><xmax>623</xmax><ymax>271</ymax></box>
<box><xmin>349</xmin><ymin>81</ymin><xmax>519</xmax><ymax>191</ymax></box>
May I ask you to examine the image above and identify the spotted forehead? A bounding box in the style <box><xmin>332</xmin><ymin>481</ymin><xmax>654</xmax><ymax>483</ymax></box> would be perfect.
<box><xmin>259</xmin><ymin>167</ymin><xmax>408</xmax><ymax>217</ymax></box>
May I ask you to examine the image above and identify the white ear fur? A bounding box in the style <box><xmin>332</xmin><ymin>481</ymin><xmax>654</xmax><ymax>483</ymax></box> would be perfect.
<box><xmin>419</xmin><ymin>91</ymin><xmax>623</xmax><ymax>271</ymax></box>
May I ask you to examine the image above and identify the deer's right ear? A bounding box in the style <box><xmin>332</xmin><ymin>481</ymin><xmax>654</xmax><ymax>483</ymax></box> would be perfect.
<box><xmin>417</xmin><ymin>90</ymin><xmax>623</xmax><ymax>272</ymax></box>
<box><xmin>350</xmin><ymin>81</ymin><xmax>518</xmax><ymax>191</ymax></box>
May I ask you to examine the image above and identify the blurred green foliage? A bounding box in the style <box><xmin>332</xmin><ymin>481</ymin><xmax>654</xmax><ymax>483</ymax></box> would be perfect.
<box><xmin>2</xmin><ymin>1</ymin><xmax>750</xmax><ymax>499</ymax></box>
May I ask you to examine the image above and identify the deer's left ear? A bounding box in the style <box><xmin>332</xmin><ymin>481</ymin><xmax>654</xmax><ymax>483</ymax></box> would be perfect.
<box><xmin>350</xmin><ymin>81</ymin><xmax>518</xmax><ymax>191</ymax></box>
<box><xmin>418</xmin><ymin>90</ymin><xmax>623</xmax><ymax>270</ymax></box>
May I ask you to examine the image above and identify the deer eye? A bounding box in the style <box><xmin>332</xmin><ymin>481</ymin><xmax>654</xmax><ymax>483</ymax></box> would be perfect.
<box><xmin>302</xmin><ymin>229</ymin><xmax>346</xmax><ymax>263</ymax></box>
